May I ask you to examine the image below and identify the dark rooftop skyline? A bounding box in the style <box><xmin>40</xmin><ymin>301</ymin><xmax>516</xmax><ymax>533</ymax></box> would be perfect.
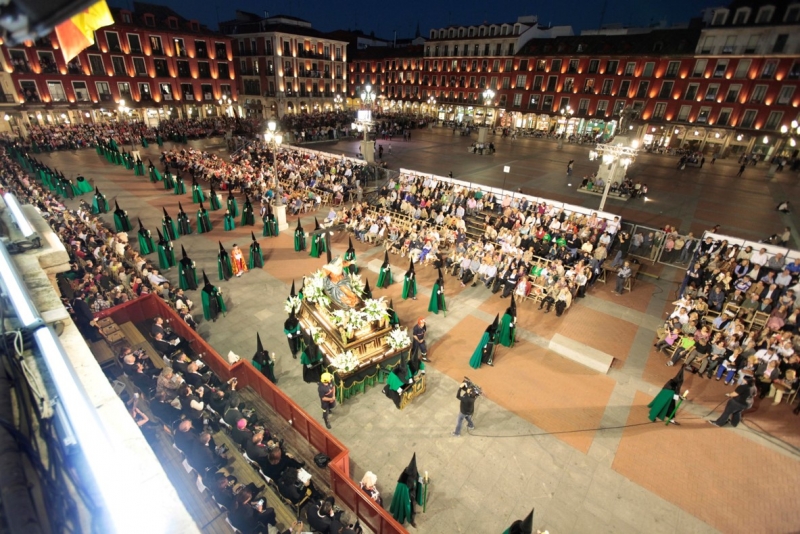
<box><xmin>111</xmin><ymin>0</ymin><xmax>716</xmax><ymax>40</ymax></box>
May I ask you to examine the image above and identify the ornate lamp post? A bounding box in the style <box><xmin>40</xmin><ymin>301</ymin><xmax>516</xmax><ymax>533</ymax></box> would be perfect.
<box><xmin>334</xmin><ymin>94</ymin><xmax>343</xmax><ymax>111</ymax></box>
<box><xmin>557</xmin><ymin>106</ymin><xmax>574</xmax><ymax>149</ymax></box>
<box><xmin>481</xmin><ymin>88</ymin><xmax>495</xmax><ymax>127</ymax></box>
<box><xmin>264</xmin><ymin>120</ymin><xmax>283</xmax><ymax>152</ymax></box>
<box><xmin>218</xmin><ymin>95</ymin><xmax>232</xmax><ymax>117</ymax></box>
<box><xmin>360</xmin><ymin>84</ymin><xmax>375</xmax><ymax>109</ymax></box>
<box><xmin>588</xmin><ymin>139</ymin><xmax>639</xmax><ymax>211</ymax></box>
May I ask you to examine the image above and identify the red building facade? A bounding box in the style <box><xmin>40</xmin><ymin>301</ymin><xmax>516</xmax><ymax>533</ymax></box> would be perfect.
<box><xmin>0</xmin><ymin>2</ymin><xmax>235</xmax><ymax>130</ymax></box>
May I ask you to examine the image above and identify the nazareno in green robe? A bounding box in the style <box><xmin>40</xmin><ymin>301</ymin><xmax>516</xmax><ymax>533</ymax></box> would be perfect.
<box><xmin>402</xmin><ymin>272</ymin><xmax>417</xmax><ymax>299</ymax></box>
<box><xmin>249</xmin><ymin>242</ymin><xmax>263</xmax><ymax>269</ymax></box>
<box><xmin>499</xmin><ymin>312</ymin><xmax>516</xmax><ymax>347</ymax></box>
<box><xmin>427</xmin><ymin>281</ymin><xmax>446</xmax><ymax>315</ymax></box>
<box><xmin>201</xmin><ymin>285</ymin><xmax>226</xmax><ymax>321</ymax></box>
<box><xmin>178</xmin><ymin>259</ymin><xmax>198</xmax><ymax>291</ymax></box>
<box><xmin>294</xmin><ymin>228</ymin><xmax>306</xmax><ymax>251</ymax></box>
<box><xmin>157</xmin><ymin>241</ymin><xmax>176</xmax><ymax>269</ymax></box>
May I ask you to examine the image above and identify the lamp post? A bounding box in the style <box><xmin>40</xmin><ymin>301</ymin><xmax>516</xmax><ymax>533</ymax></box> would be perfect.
<box><xmin>360</xmin><ymin>84</ymin><xmax>375</xmax><ymax>109</ymax></box>
<box><xmin>264</xmin><ymin>120</ymin><xmax>283</xmax><ymax>153</ymax></box>
<box><xmin>481</xmin><ymin>88</ymin><xmax>495</xmax><ymax>127</ymax></box>
<box><xmin>427</xmin><ymin>95</ymin><xmax>436</xmax><ymax>121</ymax></box>
<box><xmin>334</xmin><ymin>94</ymin><xmax>343</xmax><ymax>111</ymax></box>
<box><xmin>557</xmin><ymin>106</ymin><xmax>574</xmax><ymax>150</ymax></box>
<box><xmin>588</xmin><ymin>139</ymin><xmax>639</xmax><ymax>212</ymax></box>
<box><xmin>118</xmin><ymin>99</ymin><xmax>135</xmax><ymax>151</ymax></box>
<box><xmin>218</xmin><ymin>95</ymin><xmax>232</xmax><ymax>117</ymax></box>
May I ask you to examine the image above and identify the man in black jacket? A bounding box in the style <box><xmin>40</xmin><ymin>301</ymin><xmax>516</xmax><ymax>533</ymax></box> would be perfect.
<box><xmin>71</xmin><ymin>292</ymin><xmax>101</xmax><ymax>341</ymax></box>
<box><xmin>452</xmin><ymin>382</ymin><xmax>477</xmax><ymax>436</ymax></box>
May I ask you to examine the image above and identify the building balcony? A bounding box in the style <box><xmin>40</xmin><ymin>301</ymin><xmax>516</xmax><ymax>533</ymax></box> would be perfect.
<box><xmin>297</xmin><ymin>50</ymin><xmax>327</xmax><ymax>60</ymax></box>
<box><xmin>240</xmin><ymin>69</ymin><xmax>258</xmax><ymax>76</ymax></box>
<box><xmin>236</xmin><ymin>49</ymin><xmax>260</xmax><ymax>57</ymax></box>
<box><xmin>297</xmin><ymin>70</ymin><xmax>324</xmax><ymax>79</ymax></box>
<box><xmin>13</xmin><ymin>62</ymin><xmax>32</xmax><ymax>74</ymax></box>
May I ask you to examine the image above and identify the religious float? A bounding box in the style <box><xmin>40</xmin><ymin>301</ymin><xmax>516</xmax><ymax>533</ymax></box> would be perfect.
<box><xmin>290</xmin><ymin>256</ymin><xmax>425</xmax><ymax>405</ymax></box>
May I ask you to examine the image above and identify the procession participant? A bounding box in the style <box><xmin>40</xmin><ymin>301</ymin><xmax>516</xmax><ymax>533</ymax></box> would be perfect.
<box><xmin>249</xmin><ymin>232</ymin><xmax>264</xmax><ymax>269</ymax></box>
<box><xmin>137</xmin><ymin>218</ymin><xmax>155</xmax><ymax>255</ymax></box>
<box><xmin>241</xmin><ymin>195</ymin><xmax>255</xmax><ymax>227</ymax></box>
<box><xmin>318</xmin><ymin>373</ymin><xmax>336</xmax><ymax>429</ymax></box>
<box><xmin>218</xmin><ymin>242</ymin><xmax>233</xmax><ymax>281</ymax></box>
<box><xmin>262</xmin><ymin>202</ymin><xmax>279</xmax><ymax>237</ymax></box>
<box><xmin>162</xmin><ymin>167</ymin><xmax>175</xmax><ymax>190</ymax></box>
<box><xmin>377</xmin><ymin>251</ymin><xmax>393</xmax><ymax>288</ymax></box>
<box><xmin>196</xmin><ymin>201</ymin><xmax>213</xmax><ymax>234</ymax></box>
<box><xmin>201</xmin><ymin>271</ymin><xmax>226</xmax><ymax>322</ymax></box>
<box><xmin>178</xmin><ymin>245</ymin><xmax>198</xmax><ymax>291</ymax></box>
<box><xmin>156</xmin><ymin>228</ymin><xmax>176</xmax><ymax>270</ymax></box>
<box><xmin>231</xmin><ymin>243</ymin><xmax>248</xmax><ymax>277</ymax></box>
<box><xmin>294</xmin><ymin>219</ymin><xmax>306</xmax><ymax>251</ymax></box>
<box><xmin>226</xmin><ymin>189</ymin><xmax>239</xmax><ymax>217</ymax></box>
<box><xmin>300</xmin><ymin>330</ymin><xmax>323</xmax><ymax>383</ymax></box>
<box><xmin>191</xmin><ymin>176</ymin><xmax>205</xmax><ymax>203</ymax></box>
<box><xmin>252</xmin><ymin>333</ymin><xmax>277</xmax><ymax>384</ymax></box>
<box><xmin>113</xmin><ymin>201</ymin><xmax>132</xmax><ymax>232</ymax></box>
<box><xmin>310</xmin><ymin>218</ymin><xmax>327</xmax><ymax>258</ymax></box>
<box><xmin>412</xmin><ymin>318</ymin><xmax>428</xmax><ymax>362</ymax></box>
<box><xmin>402</xmin><ymin>259</ymin><xmax>417</xmax><ymax>300</ymax></box>
<box><xmin>469</xmin><ymin>314</ymin><xmax>499</xmax><ymax>368</ymax></box>
<box><xmin>498</xmin><ymin>296</ymin><xmax>517</xmax><ymax>347</ymax></box>
<box><xmin>385</xmin><ymin>360</ymin><xmax>412</xmax><ymax>409</ymax></box>
<box><xmin>92</xmin><ymin>187</ymin><xmax>108</xmax><ymax>214</ymax></box>
<box><xmin>208</xmin><ymin>183</ymin><xmax>222</xmax><ymax>211</ymax></box>
<box><xmin>285</xmin><ymin>309</ymin><xmax>302</xmax><ymax>357</ymax></box>
<box><xmin>162</xmin><ymin>207</ymin><xmax>178</xmax><ymax>241</ymax></box>
<box><xmin>174</xmin><ymin>172</ymin><xmax>186</xmax><ymax>195</ymax></box>
<box><xmin>223</xmin><ymin>209</ymin><xmax>236</xmax><ymax>231</ymax></box>
<box><xmin>428</xmin><ymin>267</ymin><xmax>446</xmax><ymax>315</ymax></box>
<box><xmin>387</xmin><ymin>299</ymin><xmax>400</xmax><ymax>327</ymax></box>
<box><xmin>176</xmin><ymin>202</ymin><xmax>192</xmax><ymax>236</ymax></box>
<box><xmin>648</xmin><ymin>365</ymin><xmax>685</xmax><ymax>425</ymax></box>
<box><xmin>344</xmin><ymin>237</ymin><xmax>358</xmax><ymax>274</ymax></box>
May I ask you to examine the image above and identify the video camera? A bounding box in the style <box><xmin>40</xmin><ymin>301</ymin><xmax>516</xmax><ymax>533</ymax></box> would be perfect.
<box><xmin>462</xmin><ymin>376</ymin><xmax>483</xmax><ymax>398</ymax></box>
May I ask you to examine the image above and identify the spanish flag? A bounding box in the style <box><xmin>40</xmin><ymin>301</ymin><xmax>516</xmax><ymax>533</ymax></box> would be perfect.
<box><xmin>54</xmin><ymin>0</ymin><xmax>115</xmax><ymax>62</ymax></box>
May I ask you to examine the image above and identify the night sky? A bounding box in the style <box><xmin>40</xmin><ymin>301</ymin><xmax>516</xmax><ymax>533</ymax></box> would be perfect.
<box><xmin>114</xmin><ymin>0</ymin><xmax>716</xmax><ymax>38</ymax></box>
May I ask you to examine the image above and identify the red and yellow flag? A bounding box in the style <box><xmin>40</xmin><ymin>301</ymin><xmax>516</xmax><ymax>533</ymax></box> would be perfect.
<box><xmin>54</xmin><ymin>0</ymin><xmax>115</xmax><ymax>62</ymax></box>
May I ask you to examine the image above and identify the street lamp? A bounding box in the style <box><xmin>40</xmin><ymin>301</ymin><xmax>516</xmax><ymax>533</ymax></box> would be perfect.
<box><xmin>334</xmin><ymin>94</ymin><xmax>343</xmax><ymax>111</ymax></box>
<box><xmin>360</xmin><ymin>84</ymin><xmax>374</xmax><ymax>108</ymax></box>
<box><xmin>482</xmin><ymin>88</ymin><xmax>495</xmax><ymax>127</ymax></box>
<box><xmin>118</xmin><ymin>99</ymin><xmax>135</xmax><ymax>150</ymax></box>
<box><xmin>557</xmin><ymin>106</ymin><xmax>574</xmax><ymax>149</ymax></box>
<box><xmin>588</xmin><ymin>139</ymin><xmax>639</xmax><ymax>211</ymax></box>
<box><xmin>264</xmin><ymin>120</ymin><xmax>283</xmax><ymax>152</ymax></box>
<box><xmin>218</xmin><ymin>95</ymin><xmax>232</xmax><ymax>117</ymax></box>
<box><xmin>427</xmin><ymin>95</ymin><xmax>436</xmax><ymax>119</ymax></box>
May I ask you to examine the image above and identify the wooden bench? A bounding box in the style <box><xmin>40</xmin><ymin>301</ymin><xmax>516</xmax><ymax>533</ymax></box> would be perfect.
<box><xmin>118</xmin><ymin>321</ymin><xmax>165</xmax><ymax>369</ymax></box>
<box><xmin>237</xmin><ymin>389</ymin><xmax>357</xmax><ymax>521</ymax></box>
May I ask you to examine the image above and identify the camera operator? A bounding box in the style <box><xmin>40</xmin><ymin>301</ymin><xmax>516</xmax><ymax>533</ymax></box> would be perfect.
<box><xmin>452</xmin><ymin>380</ymin><xmax>479</xmax><ymax>436</ymax></box>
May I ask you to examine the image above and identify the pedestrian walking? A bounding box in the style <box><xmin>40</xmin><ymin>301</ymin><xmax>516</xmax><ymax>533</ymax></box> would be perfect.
<box><xmin>736</xmin><ymin>163</ymin><xmax>746</xmax><ymax>177</ymax></box>
<box><xmin>566</xmin><ymin>159</ymin><xmax>574</xmax><ymax>176</ymax></box>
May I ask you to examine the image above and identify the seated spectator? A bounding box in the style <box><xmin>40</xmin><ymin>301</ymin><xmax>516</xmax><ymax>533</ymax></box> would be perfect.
<box><xmin>228</xmin><ymin>489</ymin><xmax>277</xmax><ymax>533</ymax></box>
<box><xmin>260</xmin><ymin>445</ymin><xmax>304</xmax><ymax>481</ymax></box>
<box><xmin>359</xmin><ymin>471</ymin><xmax>382</xmax><ymax>505</ymax></box>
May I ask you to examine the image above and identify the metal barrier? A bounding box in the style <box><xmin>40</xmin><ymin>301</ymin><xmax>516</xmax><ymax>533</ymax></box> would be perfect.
<box><xmin>626</xmin><ymin>224</ymin><xmax>666</xmax><ymax>263</ymax></box>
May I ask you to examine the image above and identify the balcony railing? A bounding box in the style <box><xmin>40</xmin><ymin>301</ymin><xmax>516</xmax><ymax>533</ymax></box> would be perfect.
<box><xmin>236</xmin><ymin>49</ymin><xmax>260</xmax><ymax>56</ymax></box>
<box><xmin>240</xmin><ymin>68</ymin><xmax>258</xmax><ymax>76</ymax></box>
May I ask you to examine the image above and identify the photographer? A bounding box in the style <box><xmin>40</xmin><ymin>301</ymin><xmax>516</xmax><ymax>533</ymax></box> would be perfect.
<box><xmin>452</xmin><ymin>380</ymin><xmax>479</xmax><ymax>437</ymax></box>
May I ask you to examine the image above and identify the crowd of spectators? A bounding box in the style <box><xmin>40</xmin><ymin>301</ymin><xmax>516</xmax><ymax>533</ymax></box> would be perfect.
<box><xmin>3</xmin><ymin>117</ymin><xmax>262</xmax><ymax>152</ymax></box>
<box><xmin>279</xmin><ymin>111</ymin><xmax>355</xmax><ymax>143</ymax></box>
<box><xmin>658</xmin><ymin>237</ymin><xmax>800</xmax><ymax>412</ymax></box>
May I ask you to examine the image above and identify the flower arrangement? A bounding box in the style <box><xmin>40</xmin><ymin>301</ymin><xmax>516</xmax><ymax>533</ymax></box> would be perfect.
<box><xmin>386</xmin><ymin>328</ymin><xmax>411</xmax><ymax>351</ymax></box>
<box><xmin>362</xmin><ymin>297</ymin><xmax>389</xmax><ymax>323</ymax></box>
<box><xmin>330</xmin><ymin>309</ymin><xmax>349</xmax><ymax>327</ymax></box>
<box><xmin>304</xmin><ymin>271</ymin><xmax>330</xmax><ymax>307</ymax></box>
<box><xmin>348</xmin><ymin>273</ymin><xmax>365</xmax><ymax>297</ymax></box>
<box><xmin>329</xmin><ymin>350</ymin><xmax>360</xmax><ymax>372</ymax></box>
<box><xmin>347</xmin><ymin>310</ymin><xmax>367</xmax><ymax>332</ymax></box>
<box><xmin>284</xmin><ymin>295</ymin><xmax>302</xmax><ymax>315</ymax></box>
<box><xmin>308</xmin><ymin>325</ymin><xmax>326</xmax><ymax>345</ymax></box>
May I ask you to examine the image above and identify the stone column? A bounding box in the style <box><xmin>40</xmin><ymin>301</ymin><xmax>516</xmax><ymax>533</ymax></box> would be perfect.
<box><xmin>274</xmin><ymin>203</ymin><xmax>289</xmax><ymax>231</ymax></box>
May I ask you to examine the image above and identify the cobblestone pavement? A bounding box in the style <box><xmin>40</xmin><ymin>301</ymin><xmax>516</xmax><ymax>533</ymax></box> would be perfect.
<box><xmin>43</xmin><ymin>128</ymin><xmax>800</xmax><ymax>533</ymax></box>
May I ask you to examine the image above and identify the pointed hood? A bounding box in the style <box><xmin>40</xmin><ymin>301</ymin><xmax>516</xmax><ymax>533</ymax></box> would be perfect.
<box><xmin>397</xmin><ymin>453</ymin><xmax>419</xmax><ymax>487</ymax></box>
<box><xmin>314</xmin><ymin>217</ymin><xmax>321</xmax><ymax>230</ymax></box>
<box><xmin>202</xmin><ymin>270</ymin><xmax>212</xmax><ymax>287</ymax></box>
<box><xmin>487</xmin><ymin>313</ymin><xmax>499</xmax><ymax>334</ymax></box>
<box><xmin>156</xmin><ymin>227</ymin><xmax>165</xmax><ymax>242</ymax></box>
<box><xmin>138</xmin><ymin>217</ymin><xmax>145</xmax><ymax>229</ymax></box>
<box><xmin>389</xmin><ymin>298</ymin><xmax>395</xmax><ymax>311</ymax></box>
<box><xmin>192</xmin><ymin>175</ymin><xmax>198</xmax><ymax>186</ymax></box>
<box><xmin>266</xmin><ymin>202</ymin><xmax>273</xmax><ymax>216</ymax></box>
<box><xmin>290</xmin><ymin>280</ymin><xmax>297</xmax><ymax>298</ymax></box>
<box><xmin>509</xmin><ymin>294</ymin><xmax>517</xmax><ymax>318</ymax></box>
<box><xmin>218</xmin><ymin>241</ymin><xmax>226</xmax><ymax>254</ymax></box>
<box><xmin>363</xmin><ymin>278</ymin><xmax>372</xmax><ymax>298</ymax></box>
<box><xmin>436</xmin><ymin>267</ymin><xmax>444</xmax><ymax>286</ymax></box>
<box><xmin>181</xmin><ymin>245</ymin><xmax>189</xmax><ymax>260</ymax></box>
<box><xmin>178</xmin><ymin>201</ymin><xmax>186</xmax><ymax>214</ymax></box>
<box><xmin>406</xmin><ymin>259</ymin><xmax>415</xmax><ymax>275</ymax></box>
<box><xmin>666</xmin><ymin>364</ymin><xmax>686</xmax><ymax>392</ymax></box>
<box><xmin>162</xmin><ymin>206</ymin><xmax>170</xmax><ymax>219</ymax></box>
<box><xmin>382</xmin><ymin>250</ymin><xmax>390</xmax><ymax>267</ymax></box>
<box><xmin>508</xmin><ymin>509</ymin><xmax>534</xmax><ymax>534</ymax></box>
<box><xmin>251</xmin><ymin>231</ymin><xmax>257</xmax><ymax>243</ymax></box>
<box><xmin>228</xmin><ymin>189</ymin><xmax>234</xmax><ymax>200</ymax></box>
<box><xmin>348</xmin><ymin>237</ymin><xmax>355</xmax><ymax>252</ymax></box>
<box><xmin>148</xmin><ymin>159</ymin><xmax>153</xmax><ymax>167</ymax></box>
<box><xmin>296</xmin><ymin>218</ymin><xmax>303</xmax><ymax>231</ymax></box>
<box><xmin>95</xmin><ymin>186</ymin><xmax>100</xmax><ymax>195</ymax></box>
<box><xmin>198</xmin><ymin>201</ymin><xmax>205</xmax><ymax>211</ymax></box>
<box><xmin>255</xmin><ymin>332</ymin><xmax>264</xmax><ymax>355</ymax></box>
<box><xmin>114</xmin><ymin>200</ymin><xmax>122</xmax><ymax>212</ymax></box>
<box><xmin>209</xmin><ymin>183</ymin><xmax>216</xmax><ymax>195</ymax></box>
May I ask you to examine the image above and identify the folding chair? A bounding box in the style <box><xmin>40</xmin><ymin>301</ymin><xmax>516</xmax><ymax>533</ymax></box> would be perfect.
<box><xmin>181</xmin><ymin>458</ymin><xmax>194</xmax><ymax>474</ymax></box>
